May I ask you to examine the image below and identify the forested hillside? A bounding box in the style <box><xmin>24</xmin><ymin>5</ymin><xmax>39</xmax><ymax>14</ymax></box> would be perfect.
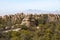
<box><xmin>0</xmin><ymin>13</ymin><xmax>60</xmax><ymax>40</ymax></box>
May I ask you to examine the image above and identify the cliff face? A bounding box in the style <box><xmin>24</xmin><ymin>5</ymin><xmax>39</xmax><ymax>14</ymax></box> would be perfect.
<box><xmin>1</xmin><ymin>13</ymin><xmax>60</xmax><ymax>27</ymax></box>
<box><xmin>21</xmin><ymin>15</ymin><xmax>36</xmax><ymax>27</ymax></box>
<box><xmin>35</xmin><ymin>14</ymin><xmax>60</xmax><ymax>22</ymax></box>
<box><xmin>21</xmin><ymin>14</ymin><xmax>60</xmax><ymax>27</ymax></box>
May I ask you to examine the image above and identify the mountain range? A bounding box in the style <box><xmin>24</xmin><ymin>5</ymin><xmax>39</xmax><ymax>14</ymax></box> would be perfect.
<box><xmin>22</xmin><ymin>9</ymin><xmax>60</xmax><ymax>14</ymax></box>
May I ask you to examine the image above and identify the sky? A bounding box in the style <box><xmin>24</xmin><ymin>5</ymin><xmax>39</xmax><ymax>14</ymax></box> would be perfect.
<box><xmin>0</xmin><ymin>0</ymin><xmax>60</xmax><ymax>15</ymax></box>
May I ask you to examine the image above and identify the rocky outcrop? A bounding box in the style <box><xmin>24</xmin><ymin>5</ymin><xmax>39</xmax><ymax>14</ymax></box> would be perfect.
<box><xmin>21</xmin><ymin>14</ymin><xmax>37</xmax><ymax>27</ymax></box>
<box><xmin>1</xmin><ymin>13</ymin><xmax>60</xmax><ymax>28</ymax></box>
<box><xmin>21</xmin><ymin>14</ymin><xmax>60</xmax><ymax>27</ymax></box>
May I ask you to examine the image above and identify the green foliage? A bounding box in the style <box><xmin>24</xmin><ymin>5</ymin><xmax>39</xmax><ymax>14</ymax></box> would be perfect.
<box><xmin>0</xmin><ymin>14</ymin><xmax>60</xmax><ymax>40</ymax></box>
<box><xmin>20</xmin><ymin>25</ymin><xmax>28</xmax><ymax>30</ymax></box>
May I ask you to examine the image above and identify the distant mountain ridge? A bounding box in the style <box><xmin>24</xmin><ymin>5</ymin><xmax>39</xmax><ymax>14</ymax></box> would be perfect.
<box><xmin>0</xmin><ymin>9</ymin><xmax>60</xmax><ymax>16</ymax></box>
<box><xmin>22</xmin><ymin>9</ymin><xmax>60</xmax><ymax>14</ymax></box>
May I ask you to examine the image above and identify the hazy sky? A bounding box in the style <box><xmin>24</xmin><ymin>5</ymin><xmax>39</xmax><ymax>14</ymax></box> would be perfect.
<box><xmin>0</xmin><ymin>0</ymin><xmax>60</xmax><ymax>15</ymax></box>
